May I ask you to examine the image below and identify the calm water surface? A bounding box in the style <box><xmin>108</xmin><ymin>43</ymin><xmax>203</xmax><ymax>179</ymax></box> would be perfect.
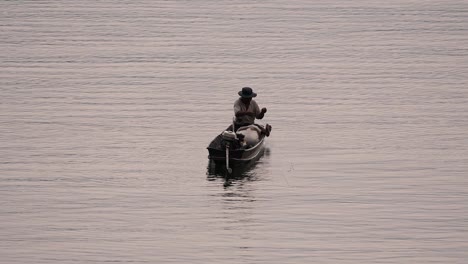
<box><xmin>1</xmin><ymin>1</ymin><xmax>468</xmax><ymax>263</ymax></box>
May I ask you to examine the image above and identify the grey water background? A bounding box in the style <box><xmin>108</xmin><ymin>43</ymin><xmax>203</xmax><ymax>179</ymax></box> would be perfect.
<box><xmin>1</xmin><ymin>1</ymin><xmax>468</xmax><ymax>263</ymax></box>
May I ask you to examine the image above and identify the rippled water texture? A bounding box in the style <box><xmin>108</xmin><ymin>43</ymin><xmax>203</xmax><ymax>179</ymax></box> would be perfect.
<box><xmin>1</xmin><ymin>1</ymin><xmax>468</xmax><ymax>263</ymax></box>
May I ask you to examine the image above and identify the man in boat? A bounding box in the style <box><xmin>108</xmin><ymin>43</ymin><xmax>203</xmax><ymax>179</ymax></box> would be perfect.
<box><xmin>233</xmin><ymin>87</ymin><xmax>271</xmax><ymax>136</ymax></box>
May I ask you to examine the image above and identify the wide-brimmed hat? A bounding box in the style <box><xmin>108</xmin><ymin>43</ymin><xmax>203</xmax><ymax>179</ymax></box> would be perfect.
<box><xmin>238</xmin><ymin>87</ymin><xmax>257</xmax><ymax>98</ymax></box>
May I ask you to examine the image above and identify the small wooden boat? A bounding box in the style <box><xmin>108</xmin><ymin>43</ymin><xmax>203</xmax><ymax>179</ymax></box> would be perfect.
<box><xmin>207</xmin><ymin>124</ymin><xmax>271</xmax><ymax>171</ymax></box>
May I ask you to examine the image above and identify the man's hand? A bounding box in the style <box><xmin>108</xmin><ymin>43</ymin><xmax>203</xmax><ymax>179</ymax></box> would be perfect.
<box><xmin>257</xmin><ymin>107</ymin><xmax>267</xmax><ymax>119</ymax></box>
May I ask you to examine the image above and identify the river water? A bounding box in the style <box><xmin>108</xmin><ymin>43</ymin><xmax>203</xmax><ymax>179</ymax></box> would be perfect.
<box><xmin>1</xmin><ymin>1</ymin><xmax>468</xmax><ymax>263</ymax></box>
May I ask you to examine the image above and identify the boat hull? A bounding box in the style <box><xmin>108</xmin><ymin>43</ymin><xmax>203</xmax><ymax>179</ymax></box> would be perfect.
<box><xmin>207</xmin><ymin>125</ymin><xmax>267</xmax><ymax>164</ymax></box>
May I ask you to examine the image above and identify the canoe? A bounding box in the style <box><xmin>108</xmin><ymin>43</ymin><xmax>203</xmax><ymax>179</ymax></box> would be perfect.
<box><xmin>207</xmin><ymin>124</ymin><xmax>270</xmax><ymax>165</ymax></box>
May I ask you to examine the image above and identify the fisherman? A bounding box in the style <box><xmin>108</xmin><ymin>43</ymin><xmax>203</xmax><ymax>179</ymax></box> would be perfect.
<box><xmin>233</xmin><ymin>87</ymin><xmax>268</xmax><ymax>131</ymax></box>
